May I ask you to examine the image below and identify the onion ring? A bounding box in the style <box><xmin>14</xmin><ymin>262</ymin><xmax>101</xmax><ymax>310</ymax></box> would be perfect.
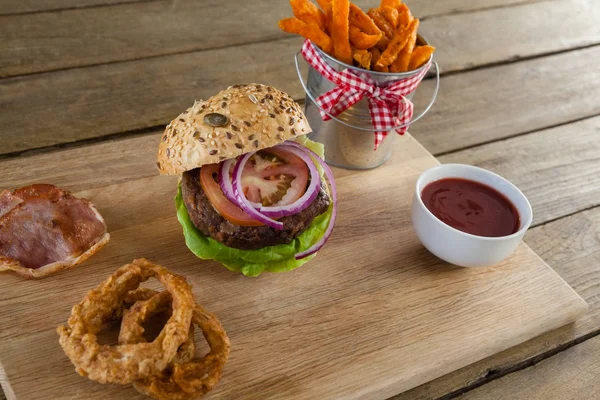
<box><xmin>120</xmin><ymin>290</ymin><xmax>197</xmax><ymax>365</ymax></box>
<box><xmin>120</xmin><ymin>291</ymin><xmax>230</xmax><ymax>400</ymax></box>
<box><xmin>110</xmin><ymin>288</ymin><xmax>158</xmax><ymax>320</ymax></box>
<box><xmin>57</xmin><ymin>259</ymin><xmax>195</xmax><ymax>384</ymax></box>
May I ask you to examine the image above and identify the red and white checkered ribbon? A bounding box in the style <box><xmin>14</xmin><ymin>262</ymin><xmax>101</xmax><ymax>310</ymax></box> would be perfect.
<box><xmin>301</xmin><ymin>39</ymin><xmax>430</xmax><ymax>149</ymax></box>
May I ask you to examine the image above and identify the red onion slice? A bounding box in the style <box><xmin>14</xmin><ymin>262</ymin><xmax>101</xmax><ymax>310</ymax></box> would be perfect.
<box><xmin>219</xmin><ymin>146</ymin><xmax>321</xmax><ymax>218</ymax></box>
<box><xmin>231</xmin><ymin>152</ymin><xmax>284</xmax><ymax>230</ymax></box>
<box><xmin>218</xmin><ymin>158</ymin><xmax>237</xmax><ymax>204</ymax></box>
<box><xmin>286</xmin><ymin>142</ymin><xmax>337</xmax><ymax>260</ymax></box>
<box><xmin>256</xmin><ymin>144</ymin><xmax>321</xmax><ymax>218</ymax></box>
<box><xmin>219</xmin><ymin>158</ymin><xmax>262</xmax><ymax>208</ymax></box>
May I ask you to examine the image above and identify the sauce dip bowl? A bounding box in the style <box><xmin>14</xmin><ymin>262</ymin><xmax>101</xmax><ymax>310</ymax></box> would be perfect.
<box><xmin>411</xmin><ymin>164</ymin><xmax>533</xmax><ymax>267</ymax></box>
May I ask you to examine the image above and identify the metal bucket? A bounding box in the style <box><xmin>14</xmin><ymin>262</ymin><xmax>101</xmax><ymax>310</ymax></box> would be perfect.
<box><xmin>295</xmin><ymin>36</ymin><xmax>439</xmax><ymax>169</ymax></box>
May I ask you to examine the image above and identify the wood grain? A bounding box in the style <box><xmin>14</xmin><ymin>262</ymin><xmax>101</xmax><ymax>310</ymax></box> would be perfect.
<box><xmin>0</xmin><ymin>377</ymin><xmax>6</xmax><ymax>400</ymax></box>
<box><xmin>413</xmin><ymin>45</ymin><xmax>600</xmax><ymax>154</ymax></box>
<box><xmin>461</xmin><ymin>334</ymin><xmax>600</xmax><ymax>400</ymax></box>
<box><xmin>0</xmin><ymin>37</ymin><xmax>304</xmax><ymax>156</ymax></box>
<box><xmin>0</xmin><ymin>0</ymin><xmax>154</xmax><ymax>16</ymax></box>
<box><xmin>0</xmin><ymin>0</ymin><xmax>542</xmax><ymax>18</ymax></box>
<box><xmin>0</xmin><ymin>131</ymin><xmax>163</xmax><ymax>193</ymax></box>
<box><xmin>410</xmin><ymin>0</ymin><xmax>546</xmax><ymax>17</ymax></box>
<box><xmin>393</xmin><ymin>204</ymin><xmax>600</xmax><ymax>400</ymax></box>
<box><xmin>438</xmin><ymin>115</ymin><xmax>600</xmax><ymax>226</ymax></box>
<box><xmin>2</xmin><ymin>38</ymin><xmax>600</xmax><ymax>158</ymax></box>
<box><xmin>0</xmin><ymin>135</ymin><xmax>587</xmax><ymax>400</ymax></box>
<box><xmin>421</xmin><ymin>0</ymin><xmax>600</xmax><ymax>73</ymax></box>
<box><xmin>0</xmin><ymin>0</ymin><xmax>561</xmax><ymax>77</ymax></box>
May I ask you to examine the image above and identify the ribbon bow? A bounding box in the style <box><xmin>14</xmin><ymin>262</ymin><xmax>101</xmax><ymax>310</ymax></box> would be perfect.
<box><xmin>301</xmin><ymin>40</ymin><xmax>430</xmax><ymax>149</ymax></box>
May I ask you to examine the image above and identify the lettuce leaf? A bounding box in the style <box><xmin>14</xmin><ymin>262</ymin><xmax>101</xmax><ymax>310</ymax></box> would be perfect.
<box><xmin>175</xmin><ymin>137</ymin><xmax>331</xmax><ymax>277</ymax></box>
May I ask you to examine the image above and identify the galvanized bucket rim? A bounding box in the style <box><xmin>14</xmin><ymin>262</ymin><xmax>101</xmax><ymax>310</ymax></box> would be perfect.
<box><xmin>312</xmin><ymin>34</ymin><xmax>433</xmax><ymax>78</ymax></box>
<box><xmin>294</xmin><ymin>52</ymin><xmax>440</xmax><ymax>132</ymax></box>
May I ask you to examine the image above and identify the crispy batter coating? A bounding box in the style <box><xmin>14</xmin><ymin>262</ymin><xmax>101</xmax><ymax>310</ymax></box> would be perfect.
<box><xmin>353</xmin><ymin>49</ymin><xmax>373</xmax><ymax>69</ymax></box>
<box><xmin>109</xmin><ymin>288</ymin><xmax>159</xmax><ymax>321</ymax></box>
<box><xmin>120</xmin><ymin>291</ymin><xmax>230</xmax><ymax>400</ymax></box>
<box><xmin>57</xmin><ymin>259</ymin><xmax>194</xmax><ymax>384</ymax></box>
<box><xmin>119</xmin><ymin>290</ymin><xmax>196</xmax><ymax>365</ymax></box>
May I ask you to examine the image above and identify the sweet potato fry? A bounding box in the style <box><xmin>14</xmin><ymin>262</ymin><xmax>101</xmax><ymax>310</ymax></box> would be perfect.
<box><xmin>390</xmin><ymin>18</ymin><xmax>419</xmax><ymax>72</ymax></box>
<box><xmin>348</xmin><ymin>2</ymin><xmax>382</xmax><ymax>49</ymax></box>
<box><xmin>369</xmin><ymin>8</ymin><xmax>395</xmax><ymax>50</ymax></box>
<box><xmin>349</xmin><ymin>4</ymin><xmax>381</xmax><ymax>35</ymax></box>
<box><xmin>373</xmin><ymin>64</ymin><xmax>389</xmax><ymax>72</ymax></box>
<box><xmin>278</xmin><ymin>18</ymin><xmax>333</xmax><ymax>54</ymax></box>
<box><xmin>380</xmin><ymin>6</ymin><xmax>399</xmax><ymax>28</ymax></box>
<box><xmin>316</xmin><ymin>0</ymin><xmax>331</xmax><ymax>12</ymax></box>
<box><xmin>379</xmin><ymin>0</ymin><xmax>402</xmax><ymax>9</ymax></box>
<box><xmin>369</xmin><ymin>47</ymin><xmax>382</xmax><ymax>65</ymax></box>
<box><xmin>375</xmin><ymin>35</ymin><xmax>390</xmax><ymax>51</ymax></box>
<box><xmin>408</xmin><ymin>45</ymin><xmax>435</xmax><ymax>70</ymax></box>
<box><xmin>367</xmin><ymin>8</ymin><xmax>394</xmax><ymax>38</ymax></box>
<box><xmin>396</xmin><ymin>3</ymin><xmax>413</xmax><ymax>28</ymax></box>
<box><xmin>331</xmin><ymin>0</ymin><xmax>353</xmax><ymax>64</ymax></box>
<box><xmin>291</xmin><ymin>0</ymin><xmax>328</xmax><ymax>32</ymax></box>
<box><xmin>319</xmin><ymin>9</ymin><xmax>329</xmax><ymax>33</ymax></box>
<box><xmin>349</xmin><ymin>26</ymin><xmax>381</xmax><ymax>49</ymax></box>
<box><xmin>375</xmin><ymin>22</ymin><xmax>411</xmax><ymax>68</ymax></box>
<box><xmin>353</xmin><ymin>49</ymin><xmax>372</xmax><ymax>70</ymax></box>
<box><xmin>279</xmin><ymin>0</ymin><xmax>428</xmax><ymax>69</ymax></box>
<box><xmin>316</xmin><ymin>0</ymin><xmax>332</xmax><ymax>33</ymax></box>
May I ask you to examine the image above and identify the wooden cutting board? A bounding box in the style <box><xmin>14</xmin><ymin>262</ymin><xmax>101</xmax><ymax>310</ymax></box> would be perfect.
<box><xmin>0</xmin><ymin>133</ymin><xmax>587</xmax><ymax>400</ymax></box>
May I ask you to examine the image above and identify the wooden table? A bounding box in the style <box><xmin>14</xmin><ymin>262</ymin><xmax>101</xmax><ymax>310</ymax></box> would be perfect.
<box><xmin>1</xmin><ymin>0</ymin><xmax>599</xmax><ymax>399</ymax></box>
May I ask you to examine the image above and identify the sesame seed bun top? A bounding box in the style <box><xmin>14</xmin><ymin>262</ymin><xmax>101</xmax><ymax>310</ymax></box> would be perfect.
<box><xmin>156</xmin><ymin>83</ymin><xmax>311</xmax><ymax>175</ymax></box>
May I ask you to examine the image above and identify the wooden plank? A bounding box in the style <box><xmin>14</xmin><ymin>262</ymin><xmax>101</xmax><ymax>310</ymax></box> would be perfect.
<box><xmin>0</xmin><ymin>134</ymin><xmax>587</xmax><ymax>400</ymax></box>
<box><xmin>413</xmin><ymin>0</ymin><xmax>545</xmax><ymax>17</ymax></box>
<box><xmin>412</xmin><ymin>45</ymin><xmax>600</xmax><ymax>154</ymax></box>
<box><xmin>0</xmin><ymin>132</ymin><xmax>163</xmax><ymax>193</ymax></box>
<box><xmin>2</xmin><ymin>40</ymin><xmax>600</xmax><ymax>159</ymax></box>
<box><xmin>438</xmin><ymin>115</ymin><xmax>600</xmax><ymax>226</ymax></box>
<box><xmin>0</xmin><ymin>37</ymin><xmax>303</xmax><ymax>155</ymax></box>
<box><xmin>0</xmin><ymin>0</ymin><xmax>153</xmax><ymax>16</ymax></box>
<box><xmin>422</xmin><ymin>0</ymin><xmax>600</xmax><ymax>73</ymax></box>
<box><xmin>0</xmin><ymin>0</ymin><xmax>297</xmax><ymax>77</ymax></box>
<box><xmin>393</xmin><ymin>204</ymin><xmax>600</xmax><ymax>400</ymax></box>
<box><xmin>0</xmin><ymin>0</ymin><xmax>556</xmax><ymax>77</ymax></box>
<box><xmin>461</xmin><ymin>334</ymin><xmax>600</xmax><ymax>400</ymax></box>
<box><xmin>0</xmin><ymin>0</ymin><xmax>541</xmax><ymax>18</ymax></box>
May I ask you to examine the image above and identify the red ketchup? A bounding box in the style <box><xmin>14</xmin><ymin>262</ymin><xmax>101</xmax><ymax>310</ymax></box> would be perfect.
<box><xmin>421</xmin><ymin>178</ymin><xmax>520</xmax><ymax>237</ymax></box>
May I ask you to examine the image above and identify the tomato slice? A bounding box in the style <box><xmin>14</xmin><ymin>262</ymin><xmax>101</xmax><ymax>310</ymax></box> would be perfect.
<box><xmin>199</xmin><ymin>147</ymin><xmax>310</xmax><ymax>226</ymax></box>
<box><xmin>200</xmin><ymin>164</ymin><xmax>263</xmax><ymax>226</ymax></box>
<box><xmin>242</xmin><ymin>148</ymin><xmax>309</xmax><ymax>206</ymax></box>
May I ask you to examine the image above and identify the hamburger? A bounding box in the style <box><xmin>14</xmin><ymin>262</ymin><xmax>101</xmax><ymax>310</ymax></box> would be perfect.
<box><xmin>157</xmin><ymin>84</ymin><xmax>336</xmax><ymax>277</ymax></box>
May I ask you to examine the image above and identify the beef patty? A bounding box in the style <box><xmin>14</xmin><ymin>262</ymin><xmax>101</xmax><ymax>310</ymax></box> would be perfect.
<box><xmin>181</xmin><ymin>168</ymin><xmax>331</xmax><ymax>250</ymax></box>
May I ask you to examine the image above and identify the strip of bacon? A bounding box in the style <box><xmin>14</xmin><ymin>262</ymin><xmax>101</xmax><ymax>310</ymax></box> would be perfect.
<box><xmin>0</xmin><ymin>190</ymin><xmax>24</xmax><ymax>219</ymax></box>
<box><xmin>0</xmin><ymin>184</ymin><xmax>109</xmax><ymax>279</ymax></box>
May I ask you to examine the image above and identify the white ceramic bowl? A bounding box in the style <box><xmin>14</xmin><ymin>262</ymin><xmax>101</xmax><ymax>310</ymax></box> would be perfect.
<box><xmin>411</xmin><ymin>164</ymin><xmax>533</xmax><ymax>267</ymax></box>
